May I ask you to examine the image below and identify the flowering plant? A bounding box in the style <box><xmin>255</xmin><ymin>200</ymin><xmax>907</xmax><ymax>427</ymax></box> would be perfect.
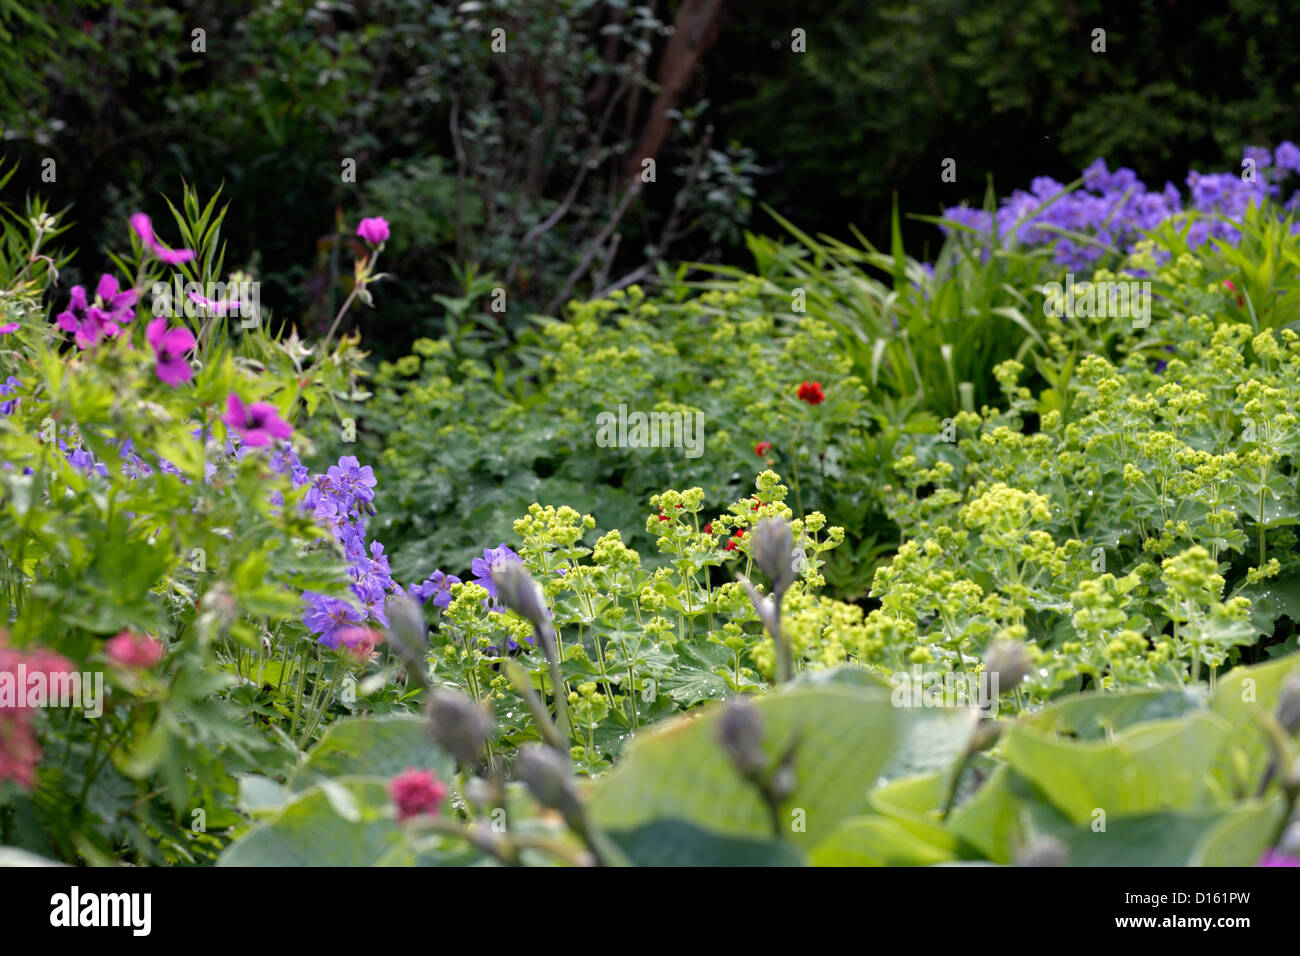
<box><xmin>0</xmin><ymin>184</ymin><xmax>394</xmax><ymax>862</ymax></box>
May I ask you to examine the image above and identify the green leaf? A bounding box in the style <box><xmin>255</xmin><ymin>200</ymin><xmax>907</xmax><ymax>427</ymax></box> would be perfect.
<box><xmin>1189</xmin><ymin>796</ymin><xmax>1286</xmax><ymax>866</ymax></box>
<box><xmin>218</xmin><ymin>780</ymin><xmax>411</xmax><ymax>866</ymax></box>
<box><xmin>999</xmin><ymin>712</ymin><xmax>1231</xmax><ymax>823</ymax></box>
<box><xmin>1017</xmin><ymin>687</ymin><xmax>1206</xmax><ymax>740</ymax></box>
<box><xmin>0</xmin><ymin>846</ymin><xmax>66</xmax><ymax>866</ymax></box>
<box><xmin>609</xmin><ymin>819</ymin><xmax>804</xmax><ymax>867</ymax></box>
<box><xmin>810</xmin><ymin>813</ymin><xmax>957</xmax><ymax>866</ymax></box>
<box><xmin>288</xmin><ymin>715</ymin><xmax>454</xmax><ymax>793</ymax></box>
<box><xmin>1210</xmin><ymin>656</ymin><xmax>1300</xmax><ymax>792</ymax></box>
<box><xmin>588</xmin><ymin>685</ymin><xmax>900</xmax><ymax>846</ymax></box>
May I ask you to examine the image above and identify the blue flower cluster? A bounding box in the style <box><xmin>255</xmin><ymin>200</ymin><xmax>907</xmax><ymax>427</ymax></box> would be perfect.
<box><xmin>940</xmin><ymin>145</ymin><xmax>1300</xmax><ymax>270</ymax></box>
<box><xmin>277</xmin><ymin>448</ymin><xmax>392</xmax><ymax>648</ymax></box>
<box><xmin>281</xmin><ymin>447</ymin><xmax>479</xmax><ymax>649</ymax></box>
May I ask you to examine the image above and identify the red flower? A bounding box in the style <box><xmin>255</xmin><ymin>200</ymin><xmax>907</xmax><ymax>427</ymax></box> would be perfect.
<box><xmin>725</xmin><ymin>528</ymin><xmax>746</xmax><ymax>551</ymax></box>
<box><xmin>755</xmin><ymin>441</ymin><xmax>773</xmax><ymax>457</ymax></box>
<box><xmin>658</xmin><ymin>513</ymin><xmax>669</xmax><ymax>522</ymax></box>
<box><xmin>1224</xmin><ymin>279</ymin><xmax>1244</xmax><ymax>307</ymax></box>
<box><xmin>797</xmin><ymin>381</ymin><xmax>825</xmax><ymax>405</ymax></box>
<box><xmin>389</xmin><ymin>767</ymin><xmax>447</xmax><ymax>821</ymax></box>
<box><xmin>703</xmin><ymin>522</ymin><xmax>713</xmax><ymax>535</ymax></box>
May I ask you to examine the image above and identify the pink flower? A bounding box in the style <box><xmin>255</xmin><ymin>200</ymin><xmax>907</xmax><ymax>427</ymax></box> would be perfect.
<box><xmin>187</xmin><ymin>291</ymin><xmax>241</xmax><ymax>316</ymax></box>
<box><xmin>130</xmin><ymin>213</ymin><xmax>195</xmax><ymax>265</ymax></box>
<box><xmin>1224</xmin><ymin>279</ymin><xmax>1244</xmax><ymax>307</ymax></box>
<box><xmin>145</xmin><ymin>318</ymin><xmax>195</xmax><ymax>386</ymax></box>
<box><xmin>55</xmin><ymin>275</ymin><xmax>138</xmax><ymax>349</ymax></box>
<box><xmin>0</xmin><ymin>323</ymin><xmax>18</xmax><ymax>334</ymax></box>
<box><xmin>356</xmin><ymin>217</ymin><xmax>390</xmax><ymax>245</ymax></box>
<box><xmin>388</xmin><ymin>767</ymin><xmax>446</xmax><ymax>821</ymax></box>
<box><xmin>1258</xmin><ymin>849</ymin><xmax>1300</xmax><ymax>867</ymax></box>
<box><xmin>104</xmin><ymin>631</ymin><xmax>164</xmax><ymax>669</ymax></box>
<box><xmin>222</xmin><ymin>393</ymin><xmax>292</xmax><ymax>447</ymax></box>
<box><xmin>336</xmin><ymin>627</ymin><xmax>382</xmax><ymax>662</ymax></box>
<box><xmin>0</xmin><ymin>634</ymin><xmax>76</xmax><ymax>788</ymax></box>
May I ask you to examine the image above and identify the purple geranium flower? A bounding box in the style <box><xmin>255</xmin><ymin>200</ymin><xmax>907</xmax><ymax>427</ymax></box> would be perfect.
<box><xmin>145</xmin><ymin>318</ymin><xmax>195</xmax><ymax>386</ymax></box>
<box><xmin>326</xmin><ymin>455</ymin><xmax>378</xmax><ymax>506</ymax></box>
<box><xmin>303</xmin><ymin>593</ymin><xmax>366</xmax><ymax>648</ymax></box>
<box><xmin>56</xmin><ymin>275</ymin><xmax>138</xmax><ymax>349</ymax></box>
<box><xmin>223</xmin><ymin>393</ymin><xmax>292</xmax><ymax>447</ymax></box>
<box><xmin>471</xmin><ymin>544</ymin><xmax>522</xmax><ymax>600</ymax></box>
<box><xmin>0</xmin><ymin>376</ymin><xmax>21</xmax><ymax>416</ymax></box>
<box><xmin>130</xmin><ymin>212</ymin><xmax>195</xmax><ymax>265</ymax></box>
<box><xmin>408</xmin><ymin>570</ymin><xmax>461</xmax><ymax>608</ymax></box>
<box><xmin>1275</xmin><ymin>141</ymin><xmax>1300</xmax><ymax>176</ymax></box>
<box><xmin>1258</xmin><ymin>849</ymin><xmax>1300</xmax><ymax>867</ymax></box>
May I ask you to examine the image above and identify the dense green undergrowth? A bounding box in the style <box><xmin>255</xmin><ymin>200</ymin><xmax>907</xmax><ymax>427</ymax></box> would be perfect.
<box><xmin>4</xmin><ymin>169</ymin><xmax>1300</xmax><ymax>867</ymax></box>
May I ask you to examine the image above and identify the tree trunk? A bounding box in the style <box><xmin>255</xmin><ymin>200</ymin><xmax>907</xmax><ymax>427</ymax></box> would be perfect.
<box><xmin>622</xmin><ymin>0</ymin><xmax>726</xmax><ymax>182</ymax></box>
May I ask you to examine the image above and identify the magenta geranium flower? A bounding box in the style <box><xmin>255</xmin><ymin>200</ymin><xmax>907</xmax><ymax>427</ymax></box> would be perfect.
<box><xmin>130</xmin><ymin>212</ymin><xmax>195</xmax><ymax>265</ymax></box>
<box><xmin>55</xmin><ymin>274</ymin><xmax>139</xmax><ymax>349</ymax></box>
<box><xmin>0</xmin><ymin>323</ymin><xmax>18</xmax><ymax>334</ymax></box>
<box><xmin>1258</xmin><ymin>849</ymin><xmax>1300</xmax><ymax>867</ymax></box>
<box><xmin>222</xmin><ymin>393</ymin><xmax>292</xmax><ymax>446</ymax></box>
<box><xmin>187</xmin><ymin>291</ymin><xmax>241</xmax><ymax>316</ymax></box>
<box><xmin>356</xmin><ymin>217</ymin><xmax>390</xmax><ymax>245</ymax></box>
<box><xmin>145</xmin><ymin>318</ymin><xmax>195</xmax><ymax>386</ymax></box>
<box><xmin>388</xmin><ymin>767</ymin><xmax>446</xmax><ymax>821</ymax></box>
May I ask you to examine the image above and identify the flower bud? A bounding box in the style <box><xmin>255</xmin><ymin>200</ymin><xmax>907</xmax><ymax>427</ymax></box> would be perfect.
<box><xmin>1015</xmin><ymin>834</ymin><xmax>1067</xmax><ymax>867</ymax></box>
<box><xmin>739</xmin><ymin>578</ymin><xmax>780</xmax><ymax>637</ymax></box>
<box><xmin>717</xmin><ymin>697</ymin><xmax>766</xmax><ymax>778</ymax></box>
<box><xmin>491</xmin><ymin>561</ymin><xmax>550</xmax><ymax>633</ymax></box>
<box><xmin>751</xmin><ymin>517</ymin><xmax>796</xmax><ymax>598</ymax></box>
<box><xmin>383</xmin><ymin>592</ymin><xmax>432</xmax><ymax>690</ymax></box>
<box><xmin>385</xmin><ymin>592</ymin><xmax>427</xmax><ymax>656</ymax></box>
<box><xmin>516</xmin><ymin>745</ymin><xmax>581</xmax><ymax>820</ymax></box>
<box><xmin>983</xmin><ymin>641</ymin><xmax>1030</xmax><ymax>695</ymax></box>
<box><xmin>1275</xmin><ymin>669</ymin><xmax>1300</xmax><ymax>735</ymax></box>
<box><xmin>1286</xmin><ymin>755</ymin><xmax>1300</xmax><ymax>791</ymax></box>
<box><xmin>426</xmin><ymin>688</ymin><xmax>493</xmax><ymax>766</ymax></box>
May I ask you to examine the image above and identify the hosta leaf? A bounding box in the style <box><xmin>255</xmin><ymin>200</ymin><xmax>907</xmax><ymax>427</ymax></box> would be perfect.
<box><xmin>587</xmin><ymin>684</ymin><xmax>900</xmax><ymax>846</ymax></box>
<box><xmin>288</xmin><ymin>715</ymin><xmax>454</xmax><ymax>793</ymax></box>
<box><xmin>1017</xmin><ymin>687</ymin><xmax>1206</xmax><ymax>740</ymax></box>
<box><xmin>218</xmin><ymin>780</ymin><xmax>411</xmax><ymax>866</ymax></box>
<box><xmin>810</xmin><ymin>813</ymin><xmax>957</xmax><ymax>866</ymax></box>
<box><xmin>608</xmin><ymin>819</ymin><xmax>804</xmax><ymax>867</ymax></box>
<box><xmin>999</xmin><ymin>711</ymin><xmax>1230</xmax><ymax>823</ymax></box>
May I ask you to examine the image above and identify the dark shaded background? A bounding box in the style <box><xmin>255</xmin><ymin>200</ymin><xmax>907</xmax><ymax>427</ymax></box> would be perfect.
<box><xmin>2</xmin><ymin>0</ymin><xmax>1297</xmax><ymax>355</ymax></box>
